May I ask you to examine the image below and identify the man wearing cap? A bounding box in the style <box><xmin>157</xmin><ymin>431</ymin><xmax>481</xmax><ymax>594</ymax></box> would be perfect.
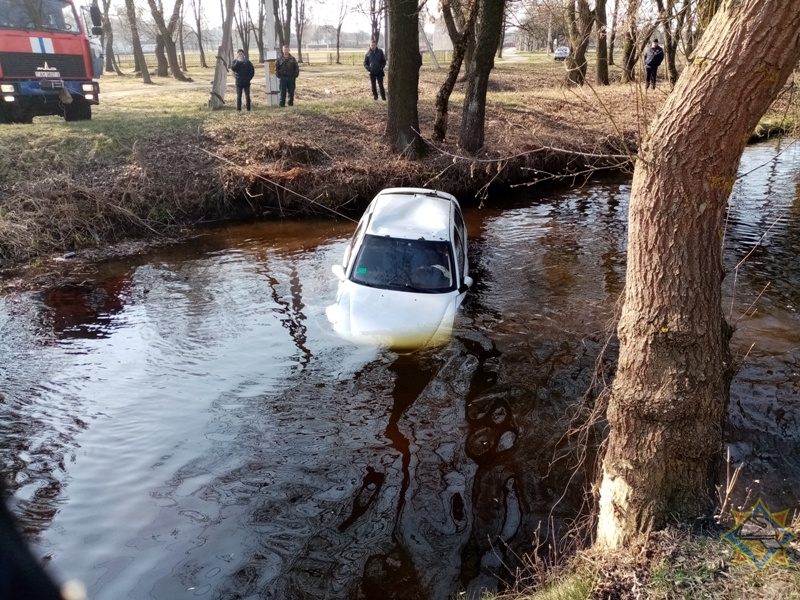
<box><xmin>644</xmin><ymin>39</ymin><xmax>664</xmax><ymax>90</ymax></box>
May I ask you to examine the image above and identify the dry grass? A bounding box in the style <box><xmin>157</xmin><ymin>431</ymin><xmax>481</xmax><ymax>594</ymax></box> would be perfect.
<box><xmin>0</xmin><ymin>51</ymin><xmax>796</xmax><ymax>274</ymax></box>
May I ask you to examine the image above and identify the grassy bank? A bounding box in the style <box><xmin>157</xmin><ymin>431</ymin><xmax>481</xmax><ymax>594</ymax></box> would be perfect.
<box><xmin>494</xmin><ymin>522</ymin><xmax>800</xmax><ymax>600</ymax></box>
<box><xmin>0</xmin><ymin>52</ymin><xmax>796</xmax><ymax>272</ymax></box>
<box><xmin>0</xmin><ymin>53</ymin><xmax>640</xmax><ymax>269</ymax></box>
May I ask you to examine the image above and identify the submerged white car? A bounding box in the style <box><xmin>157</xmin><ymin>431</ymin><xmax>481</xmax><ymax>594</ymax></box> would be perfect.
<box><xmin>326</xmin><ymin>187</ymin><xmax>473</xmax><ymax>350</ymax></box>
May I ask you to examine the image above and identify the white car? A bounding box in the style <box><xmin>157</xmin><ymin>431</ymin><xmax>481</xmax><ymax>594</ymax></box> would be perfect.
<box><xmin>326</xmin><ymin>187</ymin><xmax>473</xmax><ymax>350</ymax></box>
<box><xmin>554</xmin><ymin>46</ymin><xmax>570</xmax><ymax>61</ymax></box>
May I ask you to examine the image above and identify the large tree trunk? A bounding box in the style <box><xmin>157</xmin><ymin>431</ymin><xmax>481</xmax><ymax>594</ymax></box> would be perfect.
<box><xmin>155</xmin><ymin>35</ymin><xmax>169</xmax><ymax>77</ymax></box>
<box><xmin>595</xmin><ymin>0</ymin><xmax>608</xmax><ymax>85</ymax></box>
<box><xmin>432</xmin><ymin>0</ymin><xmax>479</xmax><ymax>142</ymax></box>
<box><xmin>566</xmin><ymin>0</ymin><xmax>593</xmax><ymax>85</ymax></box>
<box><xmin>385</xmin><ymin>0</ymin><xmax>422</xmax><ymax>156</ymax></box>
<box><xmin>595</xmin><ymin>0</ymin><xmax>800</xmax><ymax>550</ymax></box>
<box><xmin>147</xmin><ymin>0</ymin><xmax>191</xmax><ymax>81</ymax></box>
<box><xmin>124</xmin><ymin>0</ymin><xmax>152</xmax><ymax>84</ymax></box>
<box><xmin>620</xmin><ymin>0</ymin><xmax>640</xmax><ymax>82</ymax></box>
<box><xmin>458</xmin><ymin>0</ymin><xmax>505</xmax><ymax>154</ymax></box>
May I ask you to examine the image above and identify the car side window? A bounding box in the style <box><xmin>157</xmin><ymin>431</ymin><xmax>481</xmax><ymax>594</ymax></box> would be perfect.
<box><xmin>453</xmin><ymin>207</ymin><xmax>467</xmax><ymax>280</ymax></box>
<box><xmin>453</xmin><ymin>227</ymin><xmax>465</xmax><ymax>283</ymax></box>
<box><xmin>345</xmin><ymin>218</ymin><xmax>368</xmax><ymax>268</ymax></box>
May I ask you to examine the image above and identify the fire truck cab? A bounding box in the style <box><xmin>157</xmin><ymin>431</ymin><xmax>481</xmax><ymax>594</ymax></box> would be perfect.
<box><xmin>0</xmin><ymin>0</ymin><xmax>103</xmax><ymax>123</ymax></box>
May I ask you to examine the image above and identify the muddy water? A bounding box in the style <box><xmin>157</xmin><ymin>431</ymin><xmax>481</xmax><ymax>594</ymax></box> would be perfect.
<box><xmin>1</xmin><ymin>142</ymin><xmax>799</xmax><ymax>599</ymax></box>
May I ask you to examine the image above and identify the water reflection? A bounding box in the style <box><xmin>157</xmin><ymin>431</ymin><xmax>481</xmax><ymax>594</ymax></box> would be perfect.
<box><xmin>0</xmin><ymin>143</ymin><xmax>798</xmax><ymax>599</ymax></box>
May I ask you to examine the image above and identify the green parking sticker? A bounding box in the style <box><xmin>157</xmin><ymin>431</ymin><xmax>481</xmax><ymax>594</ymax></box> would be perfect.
<box><xmin>357</xmin><ymin>267</ymin><xmax>367</xmax><ymax>274</ymax></box>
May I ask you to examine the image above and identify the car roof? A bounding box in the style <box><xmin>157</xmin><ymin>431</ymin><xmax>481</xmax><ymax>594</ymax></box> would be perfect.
<box><xmin>365</xmin><ymin>188</ymin><xmax>457</xmax><ymax>242</ymax></box>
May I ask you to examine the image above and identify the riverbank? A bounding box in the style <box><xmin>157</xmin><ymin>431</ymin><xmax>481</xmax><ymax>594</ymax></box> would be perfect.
<box><xmin>1</xmin><ymin>53</ymin><xmax>652</xmax><ymax>278</ymax></box>
<box><xmin>1</xmin><ymin>53</ymin><xmax>796</xmax><ymax>284</ymax></box>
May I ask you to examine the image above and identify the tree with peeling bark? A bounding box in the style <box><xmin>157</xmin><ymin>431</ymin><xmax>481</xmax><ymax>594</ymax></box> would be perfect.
<box><xmin>458</xmin><ymin>0</ymin><xmax>506</xmax><ymax>154</ymax></box>
<box><xmin>432</xmin><ymin>0</ymin><xmax>479</xmax><ymax>142</ymax></box>
<box><xmin>595</xmin><ymin>0</ymin><xmax>800</xmax><ymax>551</ymax></box>
<box><xmin>385</xmin><ymin>0</ymin><xmax>422</xmax><ymax>156</ymax></box>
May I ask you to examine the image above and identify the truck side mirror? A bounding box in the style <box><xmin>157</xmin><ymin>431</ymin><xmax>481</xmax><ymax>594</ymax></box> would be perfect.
<box><xmin>91</xmin><ymin>25</ymin><xmax>103</xmax><ymax>36</ymax></box>
<box><xmin>90</xmin><ymin>5</ymin><xmax>102</xmax><ymax>27</ymax></box>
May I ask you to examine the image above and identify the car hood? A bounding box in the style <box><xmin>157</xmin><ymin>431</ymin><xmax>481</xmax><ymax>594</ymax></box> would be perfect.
<box><xmin>326</xmin><ymin>283</ymin><xmax>460</xmax><ymax>350</ymax></box>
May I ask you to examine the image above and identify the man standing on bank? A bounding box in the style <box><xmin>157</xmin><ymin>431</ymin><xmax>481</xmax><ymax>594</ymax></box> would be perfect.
<box><xmin>363</xmin><ymin>39</ymin><xmax>387</xmax><ymax>101</ymax></box>
<box><xmin>643</xmin><ymin>38</ymin><xmax>664</xmax><ymax>90</ymax></box>
<box><xmin>231</xmin><ymin>49</ymin><xmax>255</xmax><ymax>112</ymax></box>
<box><xmin>276</xmin><ymin>45</ymin><xmax>300</xmax><ymax>107</ymax></box>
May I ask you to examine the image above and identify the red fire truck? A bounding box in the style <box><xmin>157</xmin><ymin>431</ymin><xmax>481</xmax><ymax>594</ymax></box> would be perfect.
<box><xmin>0</xmin><ymin>0</ymin><xmax>103</xmax><ymax>123</ymax></box>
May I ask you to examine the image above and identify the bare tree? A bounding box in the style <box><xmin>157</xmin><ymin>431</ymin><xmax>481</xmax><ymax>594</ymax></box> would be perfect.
<box><xmin>459</xmin><ymin>0</ymin><xmax>506</xmax><ymax>154</ymax></box>
<box><xmin>440</xmin><ymin>0</ymin><xmax>475</xmax><ymax>82</ymax></box>
<box><xmin>146</xmin><ymin>0</ymin><xmax>191</xmax><ymax>81</ymax></box>
<box><xmin>595</xmin><ymin>0</ymin><xmax>800</xmax><ymax>550</ymax></box>
<box><xmin>385</xmin><ymin>0</ymin><xmax>422</xmax><ymax>156</ymax></box>
<box><xmin>620</xmin><ymin>0</ymin><xmax>641</xmax><ymax>82</ymax></box>
<box><xmin>272</xmin><ymin>0</ymin><xmax>292</xmax><ymax>48</ymax></box>
<box><xmin>656</xmin><ymin>0</ymin><xmax>689</xmax><ymax>86</ymax></box>
<box><xmin>565</xmin><ymin>0</ymin><xmax>593</xmax><ymax>85</ymax></box>
<box><xmin>251</xmin><ymin>0</ymin><xmax>266</xmax><ymax>61</ymax></box>
<box><xmin>334</xmin><ymin>0</ymin><xmax>350</xmax><ymax>64</ymax></box>
<box><xmin>102</xmin><ymin>0</ymin><xmax>124</xmax><ymax>74</ymax></box>
<box><xmin>234</xmin><ymin>0</ymin><xmax>252</xmax><ymax>52</ymax></box>
<box><xmin>432</xmin><ymin>0</ymin><xmax>479</xmax><ymax>141</ymax></box>
<box><xmin>124</xmin><ymin>0</ymin><xmax>153</xmax><ymax>83</ymax></box>
<box><xmin>294</xmin><ymin>0</ymin><xmax>306</xmax><ymax>62</ymax></box>
<box><xmin>356</xmin><ymin>0</ymin><xmax>385</xmax><ymax>44</ymax></box>
<box><xmin>595</xmin><ymin>0</ymin><xmax>608</xmax><ymax>84</ymax></box>
<box><xmin>188</xmin><ymin>0</ymin><xmax>208</xmax><ymax>68</ymax></box>
<box><xmin>607</xmin><ymin>0</ymin><xmax>619</xmax><ymax>65</ymax></box>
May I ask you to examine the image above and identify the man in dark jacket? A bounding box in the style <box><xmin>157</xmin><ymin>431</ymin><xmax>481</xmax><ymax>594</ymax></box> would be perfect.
<box><xmin>643</xmin><ymin>39</ymin><xmax>664</xmax><ymax>90</ymax></box>
<box><xmin>276</xmin><ymin>45</ymin><xmax>300</xmax><ymax>107</ymax></box>
<box><xmin>363</xmin><ymin>39</ymin><xmax>387</xmax><ymax>101</ymax></box>
<box><xmin>231</xmin><ymin>49</ymin><xmax>255</xmax><ymax>111</ymax></box>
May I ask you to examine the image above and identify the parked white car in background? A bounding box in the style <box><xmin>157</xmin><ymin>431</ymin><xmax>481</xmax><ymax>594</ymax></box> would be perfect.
<box><xmin>326</xmin><ymin>188</ymin><xmax>473</xmax><ymax>350</ymax></box>
<box><xmin>554</xmin><ymin>46</ymin><xmax>570</xmax><ymax>61</ymax></box>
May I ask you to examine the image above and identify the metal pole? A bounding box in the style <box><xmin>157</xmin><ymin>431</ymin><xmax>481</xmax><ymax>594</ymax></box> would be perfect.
<box><xmin>263</xmin><ymin>0</ymin><xmax>279</xmax><ymax>106</ymax></box>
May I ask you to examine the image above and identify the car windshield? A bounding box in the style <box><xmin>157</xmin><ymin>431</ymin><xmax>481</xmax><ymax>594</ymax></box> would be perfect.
<box><xmin>350</xmin><ymin>235</ymin><xmax>455</xmax><ymax>293</ymax></box>
<box><xmin>0</xmin><ymin>0</ymin><xmax>80</xmax><ymax>32</ymax></box>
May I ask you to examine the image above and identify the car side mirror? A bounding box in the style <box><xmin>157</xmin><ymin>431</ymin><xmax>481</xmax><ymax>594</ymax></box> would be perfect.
<box><xmin>332</xmin><ymin>264</ymin><xmax>346</xmax><ymax>281</ymax></box>
<box><xmin>90</xmin><ymin>4</ymin><xmax>102</xmax><ymax>27</ymax></box>
<box><xmin>459</xmin><ymin>276</ymin><xmax>473</xmax><ymax>294</ymax></box>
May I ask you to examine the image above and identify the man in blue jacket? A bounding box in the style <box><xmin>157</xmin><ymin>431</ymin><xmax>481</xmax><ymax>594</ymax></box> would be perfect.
<box><xmin>644</xmin><ymin>39</ymin><xmax>664</xmax><ymax>90</ymax></box>
<box><xmin>231</xmin><ymin>49</ymin><xmax>255</xmax><ymax>111</ymax></box>
<box><xmin>363</xmin><ymin>39</ymin><xmax>387</xmax><ymax>101</ymax></box>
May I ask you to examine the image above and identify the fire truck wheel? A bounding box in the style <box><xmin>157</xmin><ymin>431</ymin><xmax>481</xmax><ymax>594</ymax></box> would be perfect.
<box><xmin>64</xmin><ymin>97</ymin><xmax>92</xmax><ymax>122</ymax></box>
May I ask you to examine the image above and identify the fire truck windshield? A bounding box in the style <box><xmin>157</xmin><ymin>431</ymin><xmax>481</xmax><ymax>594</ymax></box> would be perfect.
<box><xmin>0</xmin><ymin>0</ymin><xmax>81</xmax><ymax>33</ymax></box>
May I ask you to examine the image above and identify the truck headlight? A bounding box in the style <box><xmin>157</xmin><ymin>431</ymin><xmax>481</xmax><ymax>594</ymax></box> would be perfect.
<box><xmin>84</xmin><ymin>94</ymin><xmax>95</xmax><ymax>100</ymax></box>
<box><xmin>82</xmin><ymin>83</ymin><xmax>94</xmax><ymax>92</ymax></box>
<box><xmin>0</xmin><ymin>84</ymin><xmax>14</xmax><ymax>93</ymax></box>
<box><xmin>2</xmin><ymin>95</ymin><xmax>15</xmax><ymax>102</ymax></box>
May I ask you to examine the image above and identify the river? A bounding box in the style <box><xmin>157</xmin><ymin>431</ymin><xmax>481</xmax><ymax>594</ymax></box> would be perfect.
<box><xmin>1</xmin><ymin>141</ymin><xmax>798</xmax><ymax>599</ymax></box>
